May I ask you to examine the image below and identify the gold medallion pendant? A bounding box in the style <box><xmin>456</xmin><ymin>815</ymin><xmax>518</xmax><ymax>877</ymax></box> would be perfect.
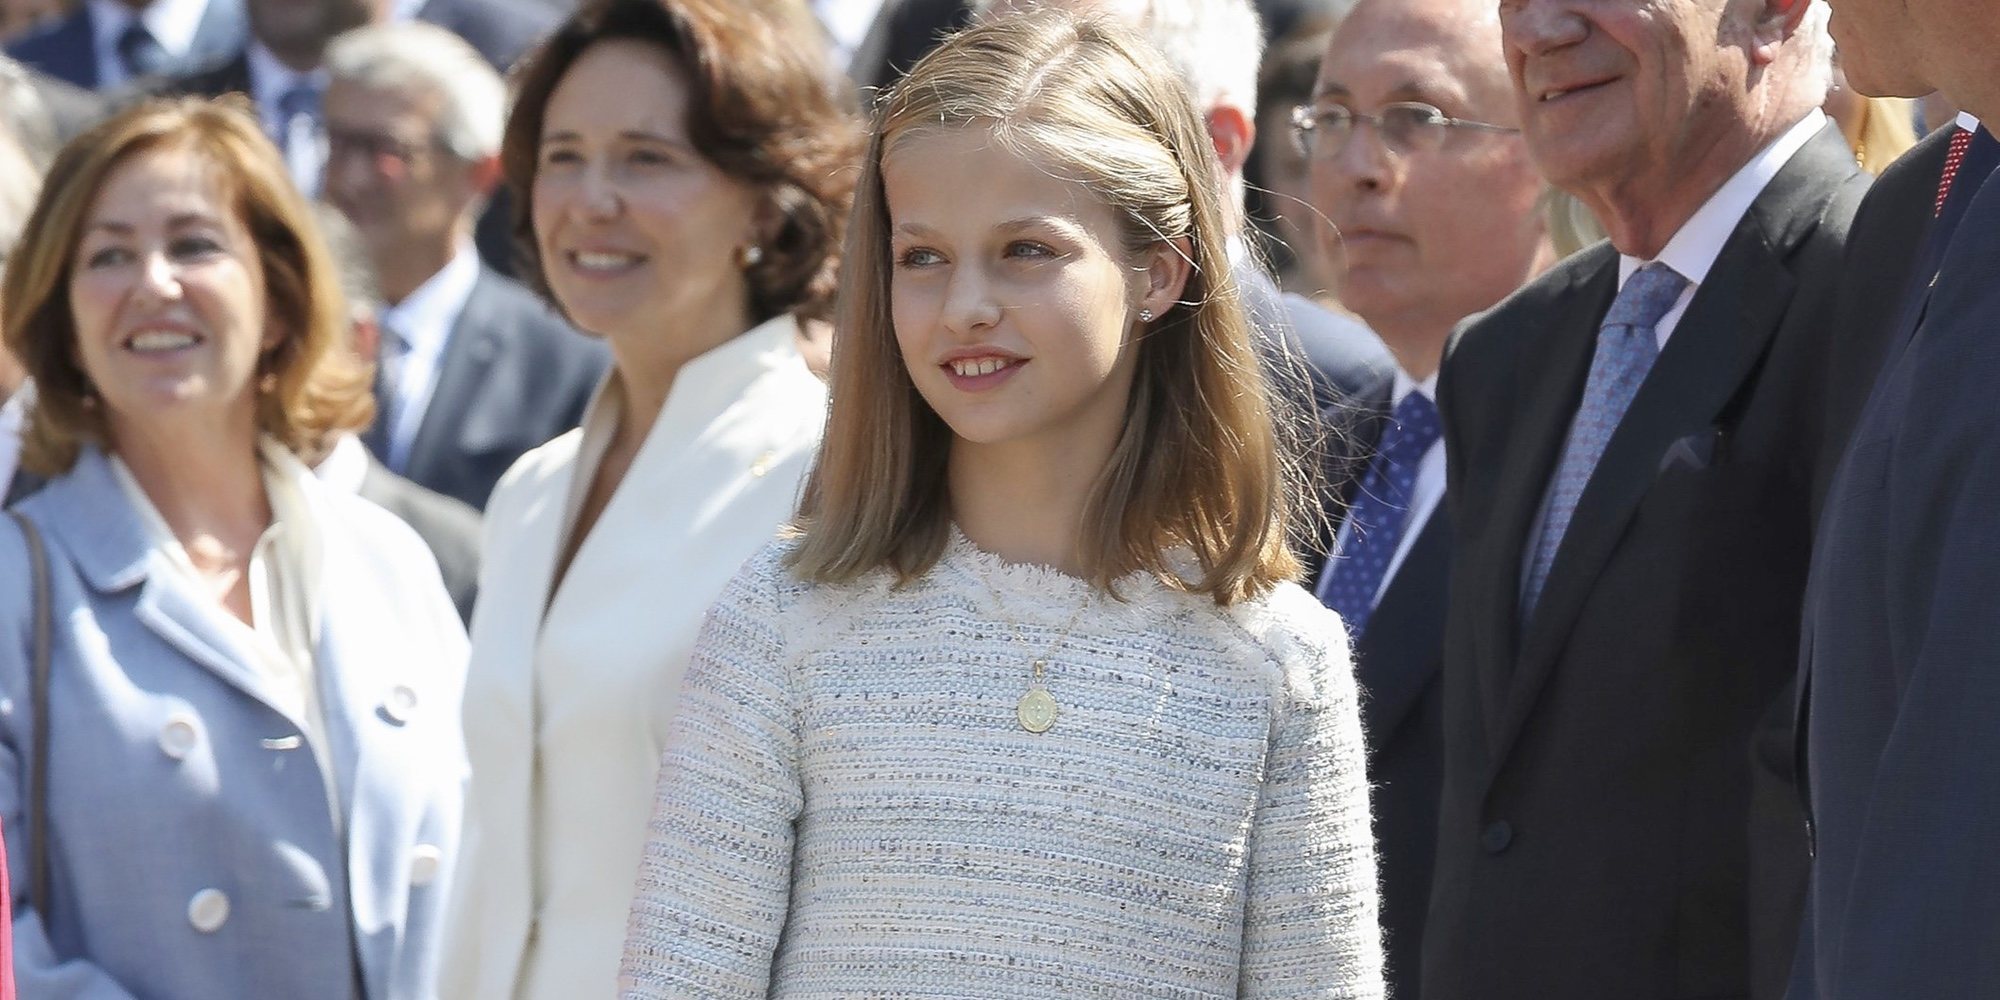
<box><xmin>1017</xmin><ymin>687</ymin><xmax>1058</xmax><ymax>733</ymax></box>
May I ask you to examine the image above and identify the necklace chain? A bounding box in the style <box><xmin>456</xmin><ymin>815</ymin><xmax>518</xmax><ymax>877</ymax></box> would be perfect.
<box><xmin>980</xmin><ymin>571</ymin><xmax>1091</xmax><ymax>734</ymax></box>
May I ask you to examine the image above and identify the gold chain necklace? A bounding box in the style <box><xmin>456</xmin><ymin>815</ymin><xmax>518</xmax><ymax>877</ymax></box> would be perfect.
<box><xmin>981</xmin><ymin>574</ymin><xmax>1092</xmax><ymax>734</ymax></box>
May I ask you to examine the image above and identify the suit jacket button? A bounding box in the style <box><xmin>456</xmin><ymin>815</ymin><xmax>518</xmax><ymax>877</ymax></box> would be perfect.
<box><xmin>410</xmin><ymin>844</ymin><xmax>443</xmax><ymax>887</ymax></box>
<box><xmin>187</xmin><ymin>888</ymin><xmax>230</xmax><ymax>933</ymax></box>
<box><xmin>1481</xmin><ymin>820</ymin><xmax>1514</xmax><ymax>854</ymax></box>
<box><xmin>158</xmin><ymin>715</ymin><xmax>201</xmax><ymax>760</ymax></box>
<box><xmin>384</xmin><ymin>684</ymin><xmax>419</xmax><ymax>724</ymax></box>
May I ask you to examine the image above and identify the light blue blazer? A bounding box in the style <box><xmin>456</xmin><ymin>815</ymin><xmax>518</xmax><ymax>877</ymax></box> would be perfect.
<box><xmin>0</xmin><ymin>446</ymin><xmax>469</xmax><ymax>999</ymax></box>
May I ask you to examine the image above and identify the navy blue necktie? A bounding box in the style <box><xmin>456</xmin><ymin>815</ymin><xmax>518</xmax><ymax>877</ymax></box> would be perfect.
<box><xmin>1317</xmin><ymin>391</ymin><xmax>1442</xmax><ymax>638</ymax></box>
<box><xmin>1521</xmin><ymin>262</ymin><xmax>1689</xmax><ymax>618</ymax></box>
<box><xmin>116</xmin><ymin>22</ymin><xmax>168</xmax><ymax>79</ymax></box>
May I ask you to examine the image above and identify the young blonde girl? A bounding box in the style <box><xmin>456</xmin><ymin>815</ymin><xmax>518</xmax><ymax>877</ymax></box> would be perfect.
<box><xmin>619</xmin><ymin>11</ymin><xmax>1383</xmax><ymax>998</ymax></box>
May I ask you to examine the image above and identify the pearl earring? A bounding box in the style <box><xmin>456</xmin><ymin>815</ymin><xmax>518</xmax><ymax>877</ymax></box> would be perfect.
<box><xmin>1138</xmin><ymin>308</ymin><xmax>1155</xmax><ymax>323</ymax></box>
<box><xmin>738</xmin><ymin>245</ymin><xmax>764</xmax><ymax>268</ymax></box>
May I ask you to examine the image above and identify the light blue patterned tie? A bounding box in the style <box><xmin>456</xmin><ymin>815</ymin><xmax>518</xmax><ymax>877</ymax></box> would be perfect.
<box><xmin>1519</xmin><ymin>262</ymin><xmax>1689</xmax><ymax>619</ymax></box>
<box><xmin>1317</xmin><ymin>391</ymin><xmax>1442</xmax><ymax>638</ymax></box>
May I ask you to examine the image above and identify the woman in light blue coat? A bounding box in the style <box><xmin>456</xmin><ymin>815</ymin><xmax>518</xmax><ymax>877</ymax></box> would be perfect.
<box><xmin>0</xmin><ymin>98</ymin><xmax>467</xmax><ymax>999</ymax></box>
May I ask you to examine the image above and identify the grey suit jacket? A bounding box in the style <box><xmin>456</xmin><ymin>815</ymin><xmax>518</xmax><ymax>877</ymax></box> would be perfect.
<box><xmin>0</xmin><ymin>446</ymin><xmax>468</xmax><ymax>1000</ymax></box>
<box><xmin>359</xmin><ymin>459</ymin><xmax>481</xmax><ymax>624</ymax></box>
<box><xmin>365</xmin><ymin>266</ymin><xmax>607</xmax><ymax>511</ymax></box>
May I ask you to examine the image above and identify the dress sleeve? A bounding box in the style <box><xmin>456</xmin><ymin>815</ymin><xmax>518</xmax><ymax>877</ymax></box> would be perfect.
<box><xmin>1238</xmin><ymin>613</ymin><xmax>1385</xmax><ymax>999</ymax></box>
<box><xmin>619</xmin><ymin>550</ymin><xmax>802</xmax><ymax>1000</ymax></box>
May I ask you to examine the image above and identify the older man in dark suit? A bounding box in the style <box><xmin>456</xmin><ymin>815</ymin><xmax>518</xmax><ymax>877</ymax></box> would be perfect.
<box><xmin>320</xmin><ymin>21</ymin><xmax>603</xmax><ymax>510</ymax></box>
<box><xmin>1790</xmin><ymin>0</ymin><xmax>2000</xmax><ymax>990</ymax></box>
<box><xmin>1296</xmin><ymin>0</ymin><xmax>1551</xmax><ymax>994</ymax></box>
<box><xmin>1423</xmin><ymin>0</ymin><xmax>1866</xmax><ymax>997</ymax></box>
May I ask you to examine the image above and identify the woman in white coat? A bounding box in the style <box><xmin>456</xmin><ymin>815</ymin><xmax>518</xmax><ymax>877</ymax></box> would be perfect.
<box><xmin>0</xmin><ymin>99</ymin><xmax>467</xmax><ymax>1000</ymax></box>
<box><xmin>437</xmin><ymin>1</ymin><xmax>863</xmax><ymax>996</ymax></box>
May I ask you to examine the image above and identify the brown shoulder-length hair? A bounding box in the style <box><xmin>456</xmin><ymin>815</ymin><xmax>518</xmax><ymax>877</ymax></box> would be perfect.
<box><xmin>502</xmin><ymin>0</ymin><xmax>863</xmax><ymax>324</ymax></box>
<box><xmin>790</xmin><ymin>10</ymin><xmax>1309</xmax><ymax>606</ymax></box>
<box><xmin>3</xmin><ymin>96</ymin><xmax>372</xmax><ymax>476</ymax></box>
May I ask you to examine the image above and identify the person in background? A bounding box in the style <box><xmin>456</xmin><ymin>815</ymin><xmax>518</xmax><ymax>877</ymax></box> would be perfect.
<box><xmin>5</xmin><ymin>0</ymin><xmax>244</xmax><ymax>90</ymax></box>
<box><xmin>619</xmin><ymin>11</ymin><xmax>1380</xmax><ymax>996</ymax></box>
<box><xmin>439</xmin><ymin>1</ymin><xmax>858</xmax><ymax>996</ymax></box>
<box><xmin>310</xmin><ymin>203</ymin><xmax>482</xmax><ymax>621</ymax></box>
<box><xmin>1789</xmin><ymin>0</ymin><xmax>2000</xmax><ymax>984</ymax></box>
<box><xmin>0</xmin><ymin>96</ymin><xmax>465</xmax><ymax>1000</ymax></box>
<box><xmin>983</xmin><ymin>0</ymin><xmax>1390</xmax><ymax>414</ymax></box>
<box><xmin>389</xmin><ymin>0</ymin><xmax>556</xmax><ymax>73</ymax></box>
<box><xmin>321</xmin><ymin>21</ymin><xmax>603</xmax><ymax>511</ymax></box>
<box><xmin>1424</xmin><ymin>0</ymin><xmax>1861</xmax><ymax>995</ymax></box>
<box><xmin>1297</xmin><ymin>0</ymin><xmax>1550</xmax><ymax>993</ymax></box>
<box><xmin>150</xmin><ymin>0</ymin><xmax>382</xmax><ymax>194</ymax></box>
<box><xmin>1245</xmin><ymin>18</ymin><xmax>1339</xmax><ymax>304</ymax></box>
<box><xmin>0</xmin><ymin>114</ymin><xmax>38</xmax><ymax>501</ymax></box>
<box><xmin>1821</xmin><ymin>51</ymin><xmax>1916</xmax><ymax>173</ymax></box>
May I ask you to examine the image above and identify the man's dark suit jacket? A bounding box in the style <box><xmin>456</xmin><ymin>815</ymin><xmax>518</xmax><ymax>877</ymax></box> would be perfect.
<box><xmin>1424</xmin><ymin>125</ymin><xmax>1867</xmax><ymax>1000</ymax></box>
<box><xmin>1314</xmin><ymin>371</ymin><xmax>1448</xmax><ymax>1000</ymax></box>
<box><xmin>7</xmin><ymin>0</ymin><xmax>243</xmax><ymax>90</ymax></box>
<box><xmin>1790</xmin><ymin>126</ymin><xmax>2000</xmax><ymax>1000</ymax></box>
<box><xmin>365</xmin><ymin>266</ymin><xmax>605</xmax><ymax>511</ymax></box>
<box><xmin>413</xmin><ymin>0</ymin><xmax>558</xmax><ymax>72</ymax></box>
<box><xmin>357</xmin><ymin>457</ymin><xmax>480</xmax><ymax>624</ymax></box>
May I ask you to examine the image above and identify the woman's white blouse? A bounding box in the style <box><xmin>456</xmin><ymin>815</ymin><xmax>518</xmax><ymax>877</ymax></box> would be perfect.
<box><xmin>441</xmin><ymin>316</ymin><xmax>828</xmax><ymax>1000</ymax></box>
<box><xmin>619</xmin><ymin>535</ymin><xmax>1386</xmax><ymax>999</ymax></box>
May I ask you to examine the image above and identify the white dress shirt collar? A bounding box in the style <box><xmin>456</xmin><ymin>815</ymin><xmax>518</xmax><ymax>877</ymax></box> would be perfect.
<box><xmin>0</xmin><ymin>389</ymin><xmax>25</xmax><ymax>500</ymax></box>
<box><xmin>377</xmin><ymin>242</ymin><xmax>483</xmax><ymax>470</ymax></box>
<box><xmin>246</xmin><ymin>41</ymin><xmax>328</xmax><ymax>132</ymax></box>
<box><xmin>1389</xmin><ymin>367</ymin><xmax>1439</xmax><ymax>408</ymax></box>
<box><xmin>87</xmin><ymin>0</ymin><xmax>209</xmax><ymax>86</ymax></box>
<box><xmin>313</xmin><ymin>432</ymin><xmax>372</xmax><ymax>496</ymax></box>
<box><xmin>1615</xmin><ymin>109</ymin><xmax>1826</xmax><ymax>347</ymax></box>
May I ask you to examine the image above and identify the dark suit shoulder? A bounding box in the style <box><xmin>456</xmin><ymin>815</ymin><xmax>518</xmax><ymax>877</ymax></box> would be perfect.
<box><xmin>6</xmin><ymin>10</ymin><xmax>94</xmax><ymax>88</ymax></box>
<box><xmin>468</xmin><ymin>268</ymin><xmax>603</xmax><ymax>362</ymax></box>
<box><xmin>417</xmin><ymin>0</ymin><xmax>557</xmax><ymax>70</ymax></box>
<box><xmin>1450</xmin><ymin>243</ymin><xmax>1616</xmax><ymax>375</ymax></box>
<box><xmin>144</xmin><ymin>51</ymin><xmax>251</xmax><ymax>99</ymax></box>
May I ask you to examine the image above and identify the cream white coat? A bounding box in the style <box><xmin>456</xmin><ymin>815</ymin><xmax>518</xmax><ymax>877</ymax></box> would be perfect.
<box><xmin>440</xmin><ymin>316</ymin><xmax>826</xmax><ymax>1000</ymax></box>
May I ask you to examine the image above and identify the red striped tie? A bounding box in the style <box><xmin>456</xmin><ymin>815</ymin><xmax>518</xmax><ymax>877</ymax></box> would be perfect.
<box><xmin>1936</xmin><ymin>126</ymin><xmax>1975</xmax><ymax>216</ymax></box>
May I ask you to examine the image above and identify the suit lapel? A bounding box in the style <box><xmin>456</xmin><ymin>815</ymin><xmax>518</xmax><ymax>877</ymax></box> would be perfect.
<box><xmin>1309</xmin><ymin>378</ymin><xmax>1393</xmax><ymax>587</ymax></box>
<box><xmin>403</xmin><ymin>269</ymin><xmax>501</xmax><ymax>484</ymax></box>
<box><xmin>1467</xmin><ymin>257</ymin><xmax>1616</xmax><ymax>742</ymax></box>
<box><xmin>1486</xmin><ymin>127</ymin><xmax>1854</xmax><ymax>781</ymax></box>
<box><xmin>1355</xmin><ymin>507</ymin><xmax>1450</xmax><ymax>749</ymax></box>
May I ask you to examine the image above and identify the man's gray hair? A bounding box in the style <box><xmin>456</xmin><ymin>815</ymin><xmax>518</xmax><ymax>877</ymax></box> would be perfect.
<box><xmin>324</xmin><ymin>21</ymin><xmax>505</xmax><ymax>162</ymax></box>
<box><xmin>1143</xmin><ymin>0</ymin><xmax>1264</xmax><ymax>117</ymax></box>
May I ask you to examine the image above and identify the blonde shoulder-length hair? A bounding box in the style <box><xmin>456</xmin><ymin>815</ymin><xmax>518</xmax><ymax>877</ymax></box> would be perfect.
<box><xmin>789</xmin><ymin>9</ymin><xmax>1306</xmax><ymax>605</ymax></box>
<box><xmin>3</xmin><ymin>97</ymin><xmax>371</xmax><ymax>475</ymax></box>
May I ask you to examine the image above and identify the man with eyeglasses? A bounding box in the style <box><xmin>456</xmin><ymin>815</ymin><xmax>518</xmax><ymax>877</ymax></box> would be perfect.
<box><xmin>1418</xmin><ymin>0</ymin><xmax>1867</xmax><ymax>997</ymax></box>
<box><xmin>1295</xmin><ymin>0</ymin><xmax>1552</xmax><ymax>996</ymax></box>
<box><xmin>321</xmin><ymin>20</ymin><xmax>604</xmax><ymax>511</ymax></box>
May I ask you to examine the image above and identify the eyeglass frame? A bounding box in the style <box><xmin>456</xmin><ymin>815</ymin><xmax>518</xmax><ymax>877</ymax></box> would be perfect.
<box><xmin>1288</xmin><ymin>100</ymin><xmax>1519</xmax><ymax>158</ymax></box>
<box><xmin>323</xmin><ymin>123</ymin><xmax>455</xmax><ymax>169</ymax></box>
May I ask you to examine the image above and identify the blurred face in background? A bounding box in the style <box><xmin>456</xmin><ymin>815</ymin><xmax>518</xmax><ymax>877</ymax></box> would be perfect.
<box><xmin>322</xmin><ymin>78</ymin><xmax>485</xmax><ymax>292</ymax></box>
<box><xmin>1308</xmin><ymin>0</ymin><xmax>1548</xmax><ymax>372</ymax></box>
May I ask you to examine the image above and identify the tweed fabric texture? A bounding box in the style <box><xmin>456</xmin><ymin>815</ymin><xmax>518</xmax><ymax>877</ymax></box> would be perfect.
<box><xmin>619</xmin><ymin>535</ymin><xmax>1385</xmax><ymax>999</ymax></box>
<box><xmin>1521</xmin><ymin>262</ymin><xmax>1689</xmax><ymax>616</ymax></box>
